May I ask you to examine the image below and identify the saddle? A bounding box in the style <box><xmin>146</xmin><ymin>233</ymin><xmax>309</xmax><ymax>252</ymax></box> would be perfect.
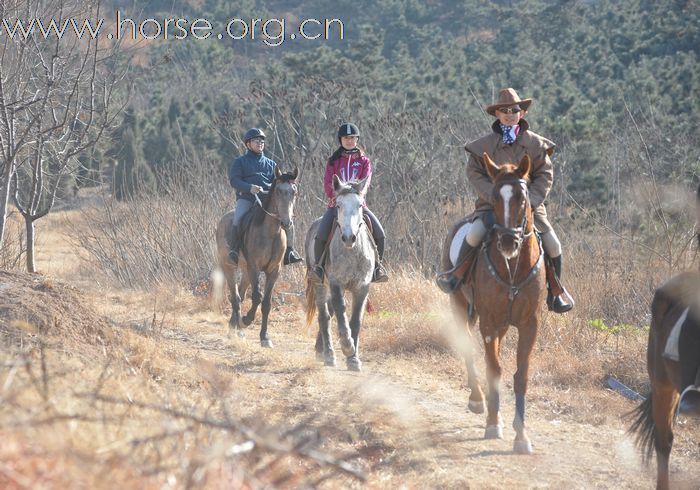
<box><xmin>234</xmin><ymin>206</ymin><xmax>258</xmax><ymax>258</ymax></box>
<box><xmin>318</xmin><ymin>214</ymin><xmax>376</xmax><ymax>267</ymax></box>
<box><xmin>451</xmin><ymin>214</ymin><xmax>562</xmax><ymax>298</ymax></box>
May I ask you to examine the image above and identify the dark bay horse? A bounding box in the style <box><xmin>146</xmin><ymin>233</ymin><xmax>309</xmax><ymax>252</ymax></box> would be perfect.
<box><xmin>304</xmin><ymin>175</ymin><xmax>374</xmax><ymax>372</ymax></box>
<box><xmin>628</xmin><ymin>272</ymin><xmax>700</xmax><ymax>489</ymax></box>
<box><xmin>443</xmin><ymin>153</ymin><xmax>545</xmax><ymax>454</ymax></box>
<box><xmin>215</xmin><ymin>167</ymin><xmax>298</xmax><ymax>347</ymax></box>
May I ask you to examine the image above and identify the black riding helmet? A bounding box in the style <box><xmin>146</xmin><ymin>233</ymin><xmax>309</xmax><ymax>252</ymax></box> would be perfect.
<box><xmin>244</xmin><ymin>127</ymin><xmax>266</xmax><ymax>143</ymax></box>
<box><xmin>337</xmin><ymin>123</ymin><xmax>359</xmax><ymax>142</ymax></box>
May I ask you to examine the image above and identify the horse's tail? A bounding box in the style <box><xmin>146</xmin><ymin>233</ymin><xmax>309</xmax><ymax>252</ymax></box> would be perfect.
<box><xmin>626</xmin><ymin>394</ymin><xmax>657</xmax><ymax>464</ymax></box>
<box><xmin>305</xmin><ymin>272</ymin><xmax>317</xmax><ymax>329</ymax></box>
<box><xmin>210</xmin><ymin>268</ymin><xmax>226</xmax><ymax>312</ymax></box>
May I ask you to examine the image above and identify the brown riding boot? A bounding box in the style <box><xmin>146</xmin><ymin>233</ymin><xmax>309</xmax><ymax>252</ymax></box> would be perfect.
<box><xmin>436</xmin><ymin>243</ymin><xmax>477</xmax><ymax>294</ymax></box>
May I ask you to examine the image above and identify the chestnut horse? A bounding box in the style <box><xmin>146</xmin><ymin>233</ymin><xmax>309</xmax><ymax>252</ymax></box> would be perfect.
<box><xmin>443</xmin><ymin>153</ymin><xmax>545</xmax><ymax>454</ymax></box>
<box><xmin>628</xmin><ymin>271</ymin><xmax>700</xmax><ymax>489</ymax></box>
<box><xmin>215</xmin><ymin>167</ymin><xmax>298</xmax><ymax>347</ymax></box>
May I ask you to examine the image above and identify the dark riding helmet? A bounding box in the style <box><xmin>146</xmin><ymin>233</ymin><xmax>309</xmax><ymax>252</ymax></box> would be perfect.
<box><xmin>243</xmin><ymin>128</ymin><xmax>266</xmax><ymax>143</ymax></box>
<box><xmin>337</xmin><ymin>123</ymin><xmax>360</xmax><ymax>142</ymax></box>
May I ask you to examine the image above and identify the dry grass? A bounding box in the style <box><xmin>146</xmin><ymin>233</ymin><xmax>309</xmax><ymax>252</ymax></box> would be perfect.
<box><xmin>2</xmin><ymin>199</ymin><xmax>700</xmax><ymax>487</ymax></box>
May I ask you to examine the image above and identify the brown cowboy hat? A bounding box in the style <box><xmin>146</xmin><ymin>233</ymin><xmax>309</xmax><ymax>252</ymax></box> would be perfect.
<box><xmin>485</xmin><ymin>88</ymin><xmax>532</xmax><ymax>116</ymax></box>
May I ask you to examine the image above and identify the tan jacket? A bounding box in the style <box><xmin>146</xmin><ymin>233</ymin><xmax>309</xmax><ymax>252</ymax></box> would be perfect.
<box><xmin>464</xmin><ymin>119</ymin><xmax>555</xmax><ymax>233</ymax></box>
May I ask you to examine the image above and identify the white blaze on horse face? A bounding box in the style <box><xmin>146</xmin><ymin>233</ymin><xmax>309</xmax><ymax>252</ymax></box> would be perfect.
<box><xmin>500</xmin><ymin>184</ymin><xmax>514</xmax><ymax>227</ymax></box>
<box><xmin>336</xmin><ymin>192</ymin><xmax>364</xmax><ymax>247</ymax></box>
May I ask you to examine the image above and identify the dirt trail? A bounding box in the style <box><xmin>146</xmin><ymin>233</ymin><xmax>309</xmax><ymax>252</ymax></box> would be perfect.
<box><xmin>32</xmin><ymin>213</ymin><xmax>700</xmax><ymax>489</ymax></box>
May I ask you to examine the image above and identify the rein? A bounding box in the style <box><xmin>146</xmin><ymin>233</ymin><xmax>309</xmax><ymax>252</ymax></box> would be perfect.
<box><xmin>254</xmin><ymin>190</ymin><xmax>281</xmax><ymax>221</ymax></box>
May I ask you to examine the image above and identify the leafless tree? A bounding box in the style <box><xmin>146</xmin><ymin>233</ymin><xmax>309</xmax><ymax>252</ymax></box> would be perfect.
<box><xmin>0</xmin><ymin>0</ymin><xmax>125</xmax><ymax>271</ymax></box>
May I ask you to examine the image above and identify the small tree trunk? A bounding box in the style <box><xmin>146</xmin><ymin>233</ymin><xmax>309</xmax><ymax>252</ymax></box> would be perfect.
<box><xmin>25</xmin><ymin>216</ymin><xmax>35</xmax><ymax>273</ymax></box>
<box><xmin>0</xmin><ymin>165</ymin><xmax>13</xmax><ymax>249</ymax></box>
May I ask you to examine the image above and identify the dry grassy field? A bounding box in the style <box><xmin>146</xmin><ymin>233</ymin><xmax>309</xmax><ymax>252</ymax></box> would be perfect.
<box><xmin>0</xmin><ymin>206</ymin><xmax>699</xmax><ymax>489</ymax></box>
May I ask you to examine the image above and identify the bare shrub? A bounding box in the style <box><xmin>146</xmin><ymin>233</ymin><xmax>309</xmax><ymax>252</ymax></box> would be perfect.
<box><xmin>72</xmin><ymin>159</ymin><xmax>229</xmax><ymax>288</ymax></box>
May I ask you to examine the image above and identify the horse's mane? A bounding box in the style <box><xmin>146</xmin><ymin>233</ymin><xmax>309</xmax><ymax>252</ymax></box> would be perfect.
<box><xmin>252</xmin><ymin>172</ymin><xmax>296</xmax><ymax>225</ymax></box>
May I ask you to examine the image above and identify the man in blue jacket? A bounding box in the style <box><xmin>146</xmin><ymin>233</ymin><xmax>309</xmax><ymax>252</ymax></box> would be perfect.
<box><xmin>227</xmin><ymin>128</ymin><xmax>303</xmax><ymax>265</ymax></box>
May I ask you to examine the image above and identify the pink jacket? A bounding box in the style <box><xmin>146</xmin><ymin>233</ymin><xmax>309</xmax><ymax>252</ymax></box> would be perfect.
<box><xmin>323</xmin><ymin>151</ymin><xmax>372</xmax><ymax>207</ymax></box>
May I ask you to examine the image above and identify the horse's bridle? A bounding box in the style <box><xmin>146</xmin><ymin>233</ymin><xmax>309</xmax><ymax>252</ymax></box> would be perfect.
<box><xmin>492</xmin><ymin>179</ymin><xmax>533</xmax><ymax>255</ymax></box>
<box><xmin>482</xmin><ymin>177</ymin><xmax>543</xmax><ymax>325</ymax></box>
<box><xmin>335</xmin><ymin>189</ymin><xmax>366</xmax><ymax>236</ymax></box>
<box><xmin>253</xmin><ymin>179</ymin><xmax>297</xmax><ymax>224</ymax></box>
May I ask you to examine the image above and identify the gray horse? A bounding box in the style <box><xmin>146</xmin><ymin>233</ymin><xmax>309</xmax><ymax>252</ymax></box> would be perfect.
<box><xmin>305</xmin><ymin>175</ymin><xmax>375</xmax><ymax>371</ymax></box>
<box><xmin>215</xmin><ymin>167</ymin><xmax>298</xmax><ymax>347</ymax></box>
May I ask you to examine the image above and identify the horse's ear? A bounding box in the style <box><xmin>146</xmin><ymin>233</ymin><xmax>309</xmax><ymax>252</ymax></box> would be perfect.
<box><xmin>274</xmin><ymin>166</ymin><xmax>282</xmax><ymax>178</ymax></box>
<box><xmin>333</xmin><ymin>174</ymin><xmax>343</xmax><ymax>194</ymax></box>
<box><xmin>517</xmin><ymin>155</ymin><xmax>532</xmax><ymax>181</ymax></box>
<box><xmin>291</xmin><ymin>166</ymin><xmax>299</xmax><ymax>180</ymax></box>
<box><xmin>353</xmin><ymin>176</ymin><xmax>369</xmax><ymax>196</ymax></box>
<box><xmin>483</xmin><ymin>153</ymin><xmax>499</xmax><ymax>179</ymax></box>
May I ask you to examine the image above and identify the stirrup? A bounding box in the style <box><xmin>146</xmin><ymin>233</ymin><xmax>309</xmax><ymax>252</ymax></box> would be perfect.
<box><xmin>547</xmin><ymin>293</ymin><xmax>573</xmax><ymax>313</ymax></box>
<box><xmin>436</xmin><ymin>272</ymin><xmax>460</xmax><ymax>294</ymax></box>
<box><xmin>372</xmin><ymin>266</ymin><xmax>389</xmax><ymax>283</ymax></box>
<box><xmin>284</xmin><ymin>248</ymin><xmax>303</xmax><ymax>265</ymax></box>
<box><xmin>312</xmin><ymin>264</ymin><xmax>324</xmax><ymax>281</ymax></box>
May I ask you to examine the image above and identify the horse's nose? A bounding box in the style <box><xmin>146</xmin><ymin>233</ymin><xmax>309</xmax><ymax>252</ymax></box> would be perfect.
<box><xmin>342</xmin><ymin>233</ymin><xmax>356</xmax><ymax>246</ymax></box>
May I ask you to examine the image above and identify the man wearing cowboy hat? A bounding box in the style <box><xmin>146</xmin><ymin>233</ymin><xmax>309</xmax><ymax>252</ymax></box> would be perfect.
<box><xmin>436</xmin><ymin>88</ymin><xmax>574</xmax><ymax>313</ymax></box>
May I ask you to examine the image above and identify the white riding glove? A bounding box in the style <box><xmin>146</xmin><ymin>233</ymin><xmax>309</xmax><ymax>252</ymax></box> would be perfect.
<box><xmin>250</xmin><ymin>185</ymin><xmax>262</xmax><ymax>195</ymax></box>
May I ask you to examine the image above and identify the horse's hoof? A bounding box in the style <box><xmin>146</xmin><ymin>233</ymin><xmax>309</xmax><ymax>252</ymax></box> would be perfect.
<box><xmin>468</xmin><ymin>400</ymin><xmax>485</xmax><ymax>414</ymax></box>
<box><xmin>316</xmin><ymin>351</ymin><xmax>325</xmax><ymax>362</ymax></box>
<box><xmin>261</xmin><ymin>339</ymin><xmax>273</xmax><ymax>348</ymax></box>
<box><xmin>229</xmin><ymin>328</ymin><xmax>244</xmax><ymax>338</ymax></box>
<box><xmin>513</xmin><ymin>439</ymin><xmax>533</xmax><ymax>455</ymax></box>
<box><xmin>339</xmin><ymin>338</ymin><xmax>356</xmax><ymax>357</ymax></box>
<box><xmin>324</xmin><ymin>356</ymin><xmax>336</xmax><ymax>367</ymax></box>
<box><xmin>484</xmin><ymin>424</ymin><xmax>503</xmax><ymax>439</ymax></box>
<box><xmin>346</xmin><ymin>356</ymin><xmax>362</xmax><ymax>372</ymax></box>
<box><xmin>242</xmin><ymin>316</ymin><xmax>254</xmax><ymax>327</ymax></box>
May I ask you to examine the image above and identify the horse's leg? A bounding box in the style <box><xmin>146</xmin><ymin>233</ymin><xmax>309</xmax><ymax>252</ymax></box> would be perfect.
<box><xmin>512</xmin><ymin>322</ymin><xmax>538</xmax><ymax>454</ymax></box>
<box><xmin>315</xmin><ymin>328</ymin><xmax>324</xmax><ymax>361</ymax></box>
<box><xmin>238</xmin><ymin>271</ymin><xmax>250</xmax><ymax>304</ymax></box>
<box><xmin>451</xmin><ymin>292</ymin><xmax>485</xmax><ymax>414</ymax></box>
<box><xmin>242</xmin><ymin>266</ymin><xmax>261</xmax><ymax>326</ymax></box>
<box><xmin>651</xmin><ymin>382</ymin><xmax>679</xmax><ymax>490</ymax></box>
<box><xmin>483</xmin><ymin>331</ymin><xmax>503</xmax><ymax>439</ymax></box>
<box><xmin>224</xmin><ymin>266</ymin><xmax>244</xmax><ymax>338</ymax></box>
<box><xmin>346</xmin><ymin>285</ymin><xmax>369</xmax><ymax>372</ymax></box>
<box><xmin>316</xmin><ymin>284</ymin><xmax>335</xmax><ymax>366</ymax></box>
<box><xmin>258</xmin><ymin>269</ymin><xmax>279</xmax><ymax>348</ymax></box>
<box><xmin>330</xmin><ymin>283</ymin><xmax>355</xmax><ymax>357</ymax></box>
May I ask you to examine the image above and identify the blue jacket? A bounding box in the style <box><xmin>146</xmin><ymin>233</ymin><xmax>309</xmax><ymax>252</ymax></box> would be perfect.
<box><xmin>228</xmin><ymin>150</ymin><xmax>277</xmax><ymax>202</ymax></box>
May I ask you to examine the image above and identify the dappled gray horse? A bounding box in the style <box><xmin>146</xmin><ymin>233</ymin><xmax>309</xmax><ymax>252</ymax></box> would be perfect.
<box><xmin>215</xmin><ymin>167</ymin><xmax>298</xmax><ymax>347</ymax></box>
<box><xmin>305</xmin><ymin>175</ymin><xmax>374</xmax><ymax>371</ymax></box>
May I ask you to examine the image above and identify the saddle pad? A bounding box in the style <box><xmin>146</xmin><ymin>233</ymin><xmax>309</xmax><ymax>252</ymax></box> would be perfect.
<box><xmin>449</xmin><ymin>222</ymin><xmax>472</xmax><ymax>266</ymax></box>
<box><xmin>664</xmin><ymin>307</ymin><xmax>689</xmax><ymax>361</ymax></box>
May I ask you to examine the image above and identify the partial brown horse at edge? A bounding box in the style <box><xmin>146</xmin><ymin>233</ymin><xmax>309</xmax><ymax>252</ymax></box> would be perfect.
<box><xmin>443</xmin><ymin>153</ymin><xmax>546</xmax><ymax>454</ymax></box>
<box><xmin>628</xmin><ymin>185</ymin><xmax>700</xmax><ymax>490</ymax></box>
